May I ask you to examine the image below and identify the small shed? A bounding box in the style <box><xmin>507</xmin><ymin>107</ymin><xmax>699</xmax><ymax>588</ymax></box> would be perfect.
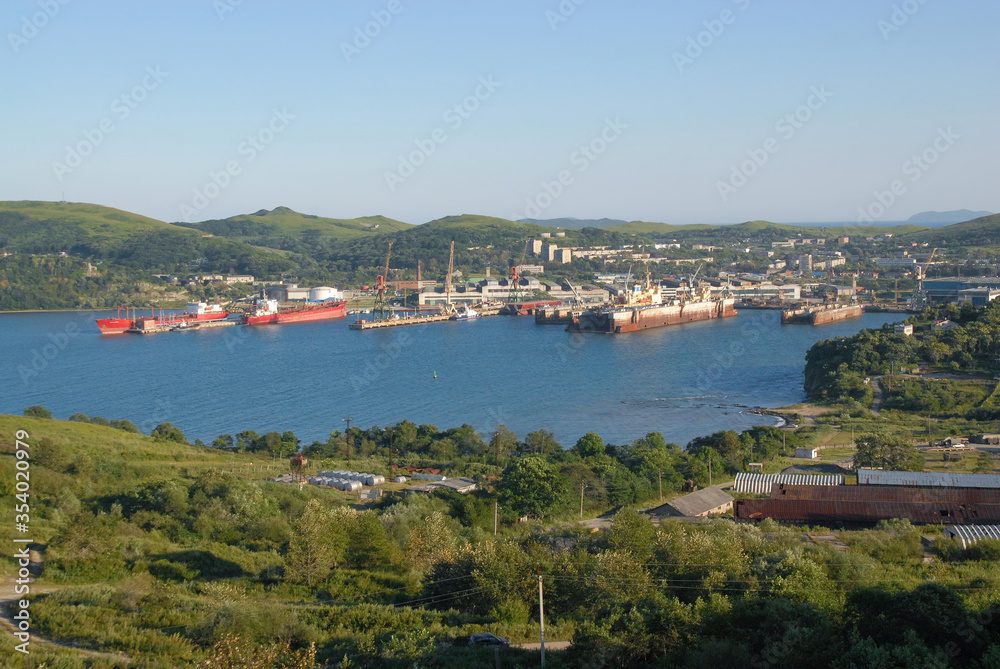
<box><xmin>795</xmin><ymin>448</ymin><xmax>819</xmax><ymax>459</ymax></box>
<box><xmin>648</xmin><ymin>487</ymin><xmax>734</xmax><ymax>518</ymax></box>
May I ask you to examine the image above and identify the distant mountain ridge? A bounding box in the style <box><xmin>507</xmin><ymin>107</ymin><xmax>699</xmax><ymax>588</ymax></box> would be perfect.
<box><xmin>519</xmin><ymin>217</ymin><xmax>628</xmax><ymax>229</ymax></box>
<box><xmin>906</xmin><ymin>209</ymin><xmax>994</xmax><ymax>225</ymax></box>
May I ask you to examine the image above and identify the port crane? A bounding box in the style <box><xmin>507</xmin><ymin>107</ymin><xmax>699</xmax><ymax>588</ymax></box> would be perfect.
<box><xmin>909</xmin><ymin>247</ymin><xmax>938</xmax><ymax>309</ymax></box>
<box><xmin>373</xmin><ymin>240</ymin><xmax>394</xmax><ymax>321</ymax></box>
<box><xmin>505</xmin><ymin>240</ymin><xmax>530</xmax><ymax>311</ymax></box>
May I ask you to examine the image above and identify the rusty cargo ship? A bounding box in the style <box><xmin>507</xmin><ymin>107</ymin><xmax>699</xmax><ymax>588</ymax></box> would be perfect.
<box><xmin>780</xmin><ymin>303</ymin><xmax>863</xmax><ymax>325</ymax></box>
<box><xmin>566</xmin><ymin>279</ymin><xmax>737</xmax><ymax>334</ymax></box>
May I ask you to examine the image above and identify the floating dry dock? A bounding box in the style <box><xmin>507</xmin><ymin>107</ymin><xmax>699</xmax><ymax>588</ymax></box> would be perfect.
<box><xmin>780</xmin><ymin>303</ymin><xmax>863</xmax><ymax>325</ymax></box>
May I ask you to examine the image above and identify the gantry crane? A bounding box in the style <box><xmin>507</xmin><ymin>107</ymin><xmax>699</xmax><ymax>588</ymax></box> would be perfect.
<box><xmin>373</xmin><ymin>240</ymin><xmax>394</xmax><ymax>321</ymax></box>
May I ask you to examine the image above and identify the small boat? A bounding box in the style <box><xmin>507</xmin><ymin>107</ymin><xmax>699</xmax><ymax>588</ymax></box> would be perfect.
<box><xmin>450</xmin><ymin>305</ymin><xmax>481</xmax><ymax>321</ymax></box>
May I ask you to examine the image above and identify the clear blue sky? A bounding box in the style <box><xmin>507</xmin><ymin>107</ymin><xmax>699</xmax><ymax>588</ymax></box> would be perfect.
<box><xmin>1</xmin><ymin>0</ymin><xmax>997</xmax><ymax>225</ymax></box>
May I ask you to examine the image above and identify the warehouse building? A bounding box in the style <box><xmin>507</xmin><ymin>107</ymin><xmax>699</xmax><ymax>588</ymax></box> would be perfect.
<box><xmin>857</xmin><ymin>469</ymin><xmax>1000</xmax><ymax>489</ymax></box>
<box><xmin>648</xmin><ymin>487</ymin><xmax>734</xmax><ymax>518</ymax></box>
<box><xmin>732</xmin><ymin>472</ymin><xmax>844</xmax><ymax>495</ymax></box>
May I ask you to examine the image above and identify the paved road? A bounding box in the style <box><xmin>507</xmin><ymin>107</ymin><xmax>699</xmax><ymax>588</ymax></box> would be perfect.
<box><xmin>514</xmin><ymin>641</ymin><xmax>572</xmax><ymax>651</ymax></box>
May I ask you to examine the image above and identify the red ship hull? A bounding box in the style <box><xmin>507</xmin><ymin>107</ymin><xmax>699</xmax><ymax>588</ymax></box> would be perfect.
<box><xmin>97</xmin><ymin>308</ymin><xmax>230</xmax><ymax>334</ymax></box>
<box><xmin>242</xmin><ymin>301</ymin><xmax>347</xmax><ymax>326</ymax></box>
<box><xmin>95</xmin><ymin>318</ymin><xmax>134</xmax><ymax>335</ymax></box>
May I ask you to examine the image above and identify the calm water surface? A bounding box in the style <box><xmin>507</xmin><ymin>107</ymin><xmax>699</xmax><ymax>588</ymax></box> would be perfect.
<box><xmin>0</xmin><ymin>309</ymin><xmax>900</xmax><ymax>447</ymax></box>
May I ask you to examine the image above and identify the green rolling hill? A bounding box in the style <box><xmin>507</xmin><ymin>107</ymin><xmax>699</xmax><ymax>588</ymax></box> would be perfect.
<box><xmin>177</xmin><ymin>206</ymin><xmax>412</xmax><ymax>243</ymax></box>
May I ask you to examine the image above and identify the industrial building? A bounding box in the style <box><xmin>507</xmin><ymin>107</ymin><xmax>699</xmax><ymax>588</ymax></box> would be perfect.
<box><xmin>648</xmin><ymin>487</ymin><xmax>734</xmax><ymax>518</ymax></box>
<box><xmin>735</xmin><ymin>482</ymin><xmax>1000</xmax><ymax>525</ymax></box>
<box><xmin>857</xmin><ymin>469</ymin><xmax>1000</xmax><ymax>489</ymax></box>
<box><xmin>732</xmin><ymin>472</ymin><xmax>844</xmax><ymax>494</ymax></box>
<box><xmin>923</xmin><ymin>278</ymin><xmax>1000</xmax><ymax>304</ymax></box>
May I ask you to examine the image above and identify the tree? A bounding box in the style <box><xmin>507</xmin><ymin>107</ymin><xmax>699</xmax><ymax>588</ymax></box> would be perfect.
<box><xmin>24</xmin><ymin>405</ymin><xmax>52</xmax><ymax>418</ymax></box>
<box><xmin>151</xmin><ymin>422</ymin><xmax>187</xmax><ymax>444</ymax></box>
<box><xmin>285</xmin><ymin>500</ymin><xmax>337</xmax><ymax>586</ymax></box>
<box><xmin>855</xmin><ymin>433</ymin><xmax>923</xmax><ymax>471</ymax></box>
<box><xmin>573</xmin><ymin>432</ymin><xmax>605</xmax><ymax>458</ymax></box>
<box><xmin>404</xmin><ymin>511</ymin><xmax>456</xmax><ymax>573</ymax></box>
<box><xmin>607</xmin><ymin>508</ymin><xmax>656</xmax><ymax>559</ymax></box>
<box><xmin>525</xmin><ymin>429</ymin><xmax>561</xmax><ymax>456</ymax></box>
<box><xmin>490</xmin><ymin>424</ymin><xmax>518</xmax><ymax>469</ymax></box>
<box><xmin>498</xmin><ymin>455</ymin><xmax>565</xmax><ymax>518</ymax></box>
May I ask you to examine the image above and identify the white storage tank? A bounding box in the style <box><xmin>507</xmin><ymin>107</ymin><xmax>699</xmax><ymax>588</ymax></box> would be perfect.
<box><xmin>394</xmin><ymin>476</ymin><xmax>407</xmax><ymax>483</ymax></box>
<box><xmin>310</xmin><ymin>286</ymin><xmax>338</xmax><ymax>302</ymax></box>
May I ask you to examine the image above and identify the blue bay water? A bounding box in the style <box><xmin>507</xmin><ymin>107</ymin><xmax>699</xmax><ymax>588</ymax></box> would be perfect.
<box><xmin>0</xmin><ymin>310</ymin><xmax>899</xmax><ymax>448</ymax></box>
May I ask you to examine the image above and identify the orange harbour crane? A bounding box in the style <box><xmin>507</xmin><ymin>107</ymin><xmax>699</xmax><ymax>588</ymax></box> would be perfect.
<box><xmin>373</xmin><ymin>241</ymin><xmax>394</xmax><ymax>321</ymax></box>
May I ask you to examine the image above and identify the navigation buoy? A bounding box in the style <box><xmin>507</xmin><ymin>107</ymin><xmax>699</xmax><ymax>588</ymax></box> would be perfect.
<box><xmin>433</xmin><ymin>371</ymin><xmax>437</xmax><ymax>379</ymax></box>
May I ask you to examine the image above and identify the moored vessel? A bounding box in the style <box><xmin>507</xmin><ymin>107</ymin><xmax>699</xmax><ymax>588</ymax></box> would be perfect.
<box><xmin>449</xmin><ymin>305</ymin><xmax>481</xmax><ymax>321</ymax></box>
<box><xmin>98</xmin><ymin>303</ymin><xmax>230</xmax><ymax>334</ymax></box>
<box><xmin>781</xmin><ymin>303</ymin><xmax>863</xmax><ymax>325</ymax></box>
<box><xmin>566</xmin><ymin>276</ymin><xmax>737</xmax><ymax>334</ymax></box>
<box><xmin>241</xmin><ymin>297</ymin><xmax>347</xmax><ymax>325</ymax></box>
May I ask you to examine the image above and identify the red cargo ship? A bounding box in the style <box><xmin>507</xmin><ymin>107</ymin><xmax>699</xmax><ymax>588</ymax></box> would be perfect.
<box><xmin>96</xmin><ymin>303</ymin><xmax>230</xmax><ymax>335</ymax></box>
<box><xmin>241</xmin><ymin>298</ymin><xmax>347</xmax><ymax>325</ymax></box>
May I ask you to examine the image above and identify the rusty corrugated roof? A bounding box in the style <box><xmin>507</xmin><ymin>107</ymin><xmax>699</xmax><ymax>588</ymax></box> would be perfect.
<box><xmin>734</xmin><ymin>498</ymin><xmax>1000</xmax><ymax>525</ymax></box>
<box><xmin>771</xmin><ymin>484</ymin><xmax>1000</xmax><ymax>504</ymax></box>
<box><xmin>857</xmin><ymin>469</ymin><xmax>1000</xmax><ymax>489</ymax></box>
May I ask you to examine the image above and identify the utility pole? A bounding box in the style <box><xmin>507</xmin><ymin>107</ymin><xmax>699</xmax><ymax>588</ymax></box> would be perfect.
<box><xmin>537</xmin><ymin>564</ymin><xmax>546</xmax><ymax>668</ymax></box>
<box><xmin>343</xmin><ymin>417</ymin><xmax>353</xmax><ymax>468</ymax></box>
<box><xmin>580</xmin><ymin>483</ymin><xmax>585</xmax><ymax>518</ymax></box>
<box><xmin>658</xmin><ymin>470</ymin><xmax>663</xmax><ymax>502</ymax></box>
<box><xmin>388</xmin><ymin>427</ymin><xmax>394</xmax><ymax>474</ymax></box>
<box><xmin>708</xmin><ymin>453</ymin><xmax>713</xmax><ymax>486</ymax></box>
<box><xmin>494</xmin><ymin>500</ymin><xmax>499</xmax><ymax>536</ymax></box>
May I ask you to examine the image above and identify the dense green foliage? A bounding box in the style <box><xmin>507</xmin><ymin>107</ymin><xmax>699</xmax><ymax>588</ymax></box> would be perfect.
<box><xmin>805</xmin><ymin>301</ymin><xmax>1000</xmax><ymax>406</ymax></box>
<box><xmin>5</xmin><ymin>414</ymin><xmax>1000</xmax><ymax>667</ymax></box>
